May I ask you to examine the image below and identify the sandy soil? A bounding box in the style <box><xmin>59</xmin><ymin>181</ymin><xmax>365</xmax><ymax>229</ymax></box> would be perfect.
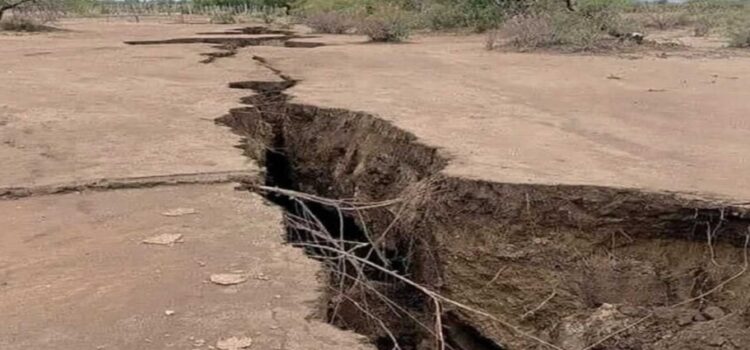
<box><xmin>0</xmin><ymin>184</ymin><xmax>368</xmax><ymax>350</ymax></box>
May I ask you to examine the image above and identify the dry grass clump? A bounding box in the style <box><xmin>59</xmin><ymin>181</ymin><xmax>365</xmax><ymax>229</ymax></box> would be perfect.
<box><xmin>356</xmin><ymin>5</ymin><xmax>412</xmax><ymax>42</ymax></box>
<box><xmin>304</xmin><ymin>11</ymin><xmax>354</xmax><ymax>34</ymax></box>
<box><xmin>496</xmin><ymin>10</ymin><xmax>641</xmax><ymax>52</ymax></box>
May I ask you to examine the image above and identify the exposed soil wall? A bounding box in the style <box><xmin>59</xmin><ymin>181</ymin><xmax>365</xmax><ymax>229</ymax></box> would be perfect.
<box><xmin>218</xmin><ymin>59</ymin><xmax>750</xmax><ymax>350</ymax></box>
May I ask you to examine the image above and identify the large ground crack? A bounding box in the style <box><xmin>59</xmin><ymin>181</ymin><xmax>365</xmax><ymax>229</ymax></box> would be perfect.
<box><xmin>217</xmin><ymin>54</ymin><xmax>750</xmax><ymax>350</ymax></box>
<box><xmin>125</xmin><ymin>29</ymin><xmax>323</xmax><ymax>64</ymax></box>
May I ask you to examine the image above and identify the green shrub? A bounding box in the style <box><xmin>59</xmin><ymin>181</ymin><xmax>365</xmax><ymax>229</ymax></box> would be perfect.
<box><xmin>418</xmin><ymin>0</ymin><xmax>506</xmax><ymax>32</ymax></box>
<box><xmin>420</xmin><ymin>3</ymin><xmax>468</xmax><ymax>30</ymax></box>
<box><xmin>292</xmin><ymin>0</ymin><xmax>371</xmax><ymax>14</ymax></box>
<box><xmin>357</xmin><ymin>3</ymin><xmax>412</xmax><ymax>42</ymax></box>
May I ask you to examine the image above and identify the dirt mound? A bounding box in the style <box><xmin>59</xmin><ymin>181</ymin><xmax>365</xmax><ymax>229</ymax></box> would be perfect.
<box><xmin>217</xmin><ymin>56</ymin><xmax>750</xmax><ymax>350</ymax></box>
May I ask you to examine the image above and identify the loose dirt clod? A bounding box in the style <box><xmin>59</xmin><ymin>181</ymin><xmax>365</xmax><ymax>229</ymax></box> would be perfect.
<box><xmin>209</xmin><ymin>273</ymin><xmax>248</xmax><ymax>286</ymax></box>
<box><xmin>142</xmin><ymin>233</ymin><xmax>183</xmax><ymax>246</ymax></box>
<box><xmin>216</xmin><ymin>336</ymin><xmax>253</xmax><ymax>350</ymax></box>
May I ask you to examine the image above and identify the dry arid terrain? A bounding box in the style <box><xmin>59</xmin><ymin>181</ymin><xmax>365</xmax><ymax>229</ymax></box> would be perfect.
<box><xmin>2</xmin><ymin>16</ymin><xmax>750</xmax><ymax>350</ymax></box>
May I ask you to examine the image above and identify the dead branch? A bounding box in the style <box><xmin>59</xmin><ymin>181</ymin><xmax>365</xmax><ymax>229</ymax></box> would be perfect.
<box><xmin>521</xmin><ymin>289</ymin><xmax>557</xmax><ymax>320</ymax></box>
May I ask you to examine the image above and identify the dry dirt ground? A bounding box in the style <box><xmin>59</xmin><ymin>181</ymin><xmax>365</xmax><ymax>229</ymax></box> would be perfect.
<box><xmin>2</xmin><ymin>17</ymin><xmax>750</xmax><ymax>350</ymax></box>
<box><xmin>0</xmin><ymin>20</ymin><xmax>369</xmax><ymax>350</ymax></box>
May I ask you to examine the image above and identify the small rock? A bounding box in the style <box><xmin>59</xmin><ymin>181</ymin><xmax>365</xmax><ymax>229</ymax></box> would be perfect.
<box><xmin>619</xmin><ymin>305</ymin><xmax>640</xmax><ymax>316</ymax></box>
<box><xmin>216</xmin><ymin>336</ymin><xmax>253</xmax><ymax>350</ymax></box>
<box><xmin>255</xmin><ymin>273</ymin><xmax>270</xmax><ymax>281</ymax></box>
<box><xmin>210</xmin><ymin>273</ymin><xmax>248</xmax><ymax>286</ymax></box>
<box><xmin>677</xmin><ymin>313</ymin><xmax>694</xmax><ymax>326</ymax></box>
<box><xmin>694</xmin><ymin>313</ymin><xmax>708</xmax><ymax>322</ymax></box>
<box><xmin>161</xmin><ymin>208</ymin><xmax>197</xmax><ymax>217</ymax></box>
<box><xmin>165</xmin><ymin>310</ymin><xmax>176</xmax><ymax>316</ymax></box>
<box><xmin>142</xmin><ymin>234</ymin><xmax>183</xmax><ymax>246</ymax></box>
<box><xmin>194</xmin><ymin>339</ymin><xmax>206</xmax><ymax>346</ymax></box>
<box><xmin>703</xmin><ymin>306</ymin><xmax>726</xmax><ymax>320</ymax></box>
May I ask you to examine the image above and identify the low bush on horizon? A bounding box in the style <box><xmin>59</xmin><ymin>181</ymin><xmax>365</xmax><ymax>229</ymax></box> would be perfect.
<box><xmin>304</xmin><ymin>10</ymin><xmax>356</xmax><ymax>33</ymax></box>
<box><xmin>355</xmin><ymin>3</ymin><xmax>413</xmax><ymax>42</ymax></box>
<box><xmin>0</xmin><ymin>15</ymin><xmax>55</xmax><ymax>32</ymax></box>
<box><xmin>728</xmin><ymin>24</ymin><xmax>750</xmax><ymax>47</ymax></box>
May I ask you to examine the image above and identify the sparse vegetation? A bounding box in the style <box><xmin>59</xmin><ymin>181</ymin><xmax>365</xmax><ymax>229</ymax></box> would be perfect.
<box><xmin>728</xmin><ymin>23</ymin><xmax>750</xmax><ymax>47</ymax></box>
<box><xmin>492</xmin><ymin>0</ymin><xmax>643</xmax><ymax>52</ymax></box>
<box><xmin>638</xmin><ymin>5</ymin><xmax>691</xmax><ymax>30</ymax></box>
<box><xmin>0</xmin><ymin>14</ymin><xmax>51</xmax><ymax>31</ymax></box>
<box><xmin>356</xmin><ymin>3</ymin><xmax>412</xmax><ymax>42</ymax></box>
<box><xmin>0</xmin><ymin>0</ymin><xmax>64</xmax><ymax>31</ymax></box>
<box><xmin>304</xmin><ymin>11</ymin><xmax>355</xmax><ymax>33</ymax></box>
<box><xmin>210</xmin><ymin>11</ymin><xmax>236</xmax><ymax>23</ymax></box>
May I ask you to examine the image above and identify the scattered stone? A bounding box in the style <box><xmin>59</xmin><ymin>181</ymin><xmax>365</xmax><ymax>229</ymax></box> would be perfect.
<box><xmin>255</xmin><ymin>273</ymin><xmax>270</xmax><ymax>281</ymax></box>
<box><xmin>165</xmin><ymin>310</ymin><xmax>176</xmax><ymax>316</ymax></box>
<box><xmin>703</xmin><ymin>306</ymin><xmax>726</xmax><ymax>320</ymax></box>
<box><xmin>194</xmin><ymin>339</ymin><xmax>206</xmax><ymax>347</ymax></box>
<box><xmin>693</xmin><ymin>313</ymin><xmax>707</xmax><ymax>322</ymax></box>
<box><xmin>216</xmin><ymin>336</ymin><xmax>253</xmax><ymax>350</ymax></box>
<box><xmin>210</xmin><ymin>273</ymin><xmax>248</xmax><ymax>286</ymax></box>
<box><xmin>142</xmin><ymin>233</ymin><xmax>183</xmax><ymax>246</ymax></box>
<box><xmin>161</xmin><ymin>208</ymin><xmax>197</xmax><ymax>217</ymax></box>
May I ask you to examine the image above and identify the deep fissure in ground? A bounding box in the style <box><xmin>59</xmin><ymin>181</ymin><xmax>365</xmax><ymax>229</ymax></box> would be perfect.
<box><xmin>210</xmin><ymin>53</ymin><xmax>750</xmax><ymax>349</ymax></box>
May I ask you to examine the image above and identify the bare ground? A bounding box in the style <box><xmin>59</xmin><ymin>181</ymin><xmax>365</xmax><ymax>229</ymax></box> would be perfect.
<box><xmin>0</xmin><ymin>19</ymin><xmax>369</xmax><ymax>350</ymax></box>
<box><xmin>2</xmin><ymin>17</ymin><xmax>750</xmax><ymax>350</ymax></box>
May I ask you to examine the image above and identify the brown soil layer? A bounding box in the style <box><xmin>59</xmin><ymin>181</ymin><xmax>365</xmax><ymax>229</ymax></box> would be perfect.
<box><xmin>217</xmin><ymin>56</ymin><xmax>750</xmax><ymax>350</ymax></box>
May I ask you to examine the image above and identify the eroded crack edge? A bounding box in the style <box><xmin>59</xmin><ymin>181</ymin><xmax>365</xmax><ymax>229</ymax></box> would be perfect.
<box><xmin>217</xmin><ymin>55</ymin><xmax>750</xmax><ymax>349</ymax></box>
<box><xmin>0</xmin><ymin>170</ymin><xmax>255</xmax><ymax>200</ymax></box>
